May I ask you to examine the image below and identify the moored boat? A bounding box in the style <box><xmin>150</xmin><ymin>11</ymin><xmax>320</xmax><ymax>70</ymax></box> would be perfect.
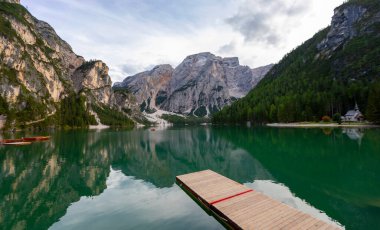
<box><xmin>23</xmin><ymin>136</ymin><xmax>50</xmax><ymax>142</ymax></box>
<box><xmin>2</xmin><ymin>141</ymin><xmax>32</xmax><ymax>146</ymax></box>
<box><xmin>1</xmin><ymin>139</ymin><xmax>24</xmax><ymax>144</ymax></box>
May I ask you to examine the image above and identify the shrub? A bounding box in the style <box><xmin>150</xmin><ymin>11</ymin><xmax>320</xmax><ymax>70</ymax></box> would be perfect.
<box><xmin>322</xmin><ymin>115</ymin><xmax>332</xmax><ymax>122</ymax></box>
<box><xmin>332</xmin><ymin>113</ymin><xmax>342</xmax><ymax>124</ymax></box>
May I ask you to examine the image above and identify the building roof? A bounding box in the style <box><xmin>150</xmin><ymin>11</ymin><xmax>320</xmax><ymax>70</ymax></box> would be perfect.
<box><xmin>344</xmin><ymin>110</ymin><xmax>363</xmax><ymax>117</ymax></box>
<box><xmin>344</xmin><ymin>103</ymin><xmax>363</xmax><ymax>117</ymax></box>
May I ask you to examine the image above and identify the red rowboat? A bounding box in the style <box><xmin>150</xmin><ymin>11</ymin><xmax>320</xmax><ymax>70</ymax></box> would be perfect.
<box><xmin>3</xmin><ymin>141</ymin><xmax>32</xmax><ymax>146</ymax></box>
<box><xmin>23</xmin><ymin>136</ymin><xmax>50</xmax><ymax>142</ymax></box>
<box><xmin>1</xmin><ymin>139</ymin><xmax>24</xmax><ymax>144</ymax></box>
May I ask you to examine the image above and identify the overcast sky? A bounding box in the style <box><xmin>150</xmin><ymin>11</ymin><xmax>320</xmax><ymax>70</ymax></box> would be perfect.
<box><xmin>22</xmin><ymin>0</ymin><xmax>344</xmax><ymax>82</ymax></box>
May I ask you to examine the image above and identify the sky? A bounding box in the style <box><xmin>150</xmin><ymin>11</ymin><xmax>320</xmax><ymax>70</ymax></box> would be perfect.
<box><xmin>22</xmin><ymin>0</ymin><xmax>345</xmax><ymax>83</ymax></box>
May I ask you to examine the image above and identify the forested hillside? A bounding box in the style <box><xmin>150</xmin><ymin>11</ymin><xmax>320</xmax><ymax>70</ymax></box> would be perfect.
<box><xmin>213</xmin><ymin>0</ymin><xmax>380</xmax><ymax>124</ymax></box>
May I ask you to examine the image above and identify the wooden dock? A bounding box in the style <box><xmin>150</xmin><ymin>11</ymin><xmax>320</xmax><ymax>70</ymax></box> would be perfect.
<box><xmin>176</xmin><ymin>170</ymin><xmax>342</xmax><ymax>230</ymax></box>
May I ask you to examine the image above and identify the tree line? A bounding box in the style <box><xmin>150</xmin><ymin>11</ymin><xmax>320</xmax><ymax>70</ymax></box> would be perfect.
<box><xmin>213</xmin><ymin>19</ymin><xmax>380</xmax><ymax>124</ymax></box>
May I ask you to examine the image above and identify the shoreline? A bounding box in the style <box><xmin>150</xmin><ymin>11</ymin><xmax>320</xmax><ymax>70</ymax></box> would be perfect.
<box><xmin>89</xmin><ymin>124</ymin><xmax>110</xmax><ymax>130</ymax></box>
<box><xmin>267</xmin><ymin>123</ymin><xmax>380</xmax><ymax>128</ymax></box>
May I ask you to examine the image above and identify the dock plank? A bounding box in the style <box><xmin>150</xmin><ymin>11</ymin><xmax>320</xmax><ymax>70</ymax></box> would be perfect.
<box><xmin>176</xmin><ymin>170</ymin><xmax>342</xmax><ymax>230</ymax></box>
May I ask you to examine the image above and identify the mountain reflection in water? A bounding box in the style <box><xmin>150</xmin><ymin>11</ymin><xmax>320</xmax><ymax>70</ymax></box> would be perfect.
<box><xmin>0</xmin><ymin>127</ymin><xmax>379</xmax><ymax>229</ymax></box>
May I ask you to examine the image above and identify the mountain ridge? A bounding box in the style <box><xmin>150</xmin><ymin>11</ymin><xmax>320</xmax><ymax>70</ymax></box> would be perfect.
<box><xmin>115</xmin><ymin>52</ymin><xmax>273</xmax><ymax>117</ymax></box>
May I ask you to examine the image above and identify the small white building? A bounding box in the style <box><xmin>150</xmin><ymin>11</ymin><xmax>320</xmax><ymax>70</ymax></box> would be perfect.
<box><xmin>343</xmin><ymin>103</ymin><xmax>364</xmax><ymax>122</ymax></box>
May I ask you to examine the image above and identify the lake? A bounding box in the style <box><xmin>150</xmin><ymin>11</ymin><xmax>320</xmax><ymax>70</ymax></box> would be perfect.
<box><xmin>1</xmin><ymin>126</ymin><xmax>379</xmax><ymax>229</ymax></box>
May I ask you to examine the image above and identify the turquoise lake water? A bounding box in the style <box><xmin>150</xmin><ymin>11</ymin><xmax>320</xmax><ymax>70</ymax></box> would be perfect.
<box><xmin>0</xmin><ymin>126</ymin><xmax>379</xmax><ymax>229</ymax></box>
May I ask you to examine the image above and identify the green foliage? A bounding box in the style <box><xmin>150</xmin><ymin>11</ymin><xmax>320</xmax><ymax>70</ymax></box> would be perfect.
<box><xmin>77</xmin><ymin>60</ymin><xmax>99</xmax><ymax>71</ymax></box>
<box><xmin>0</xmin><ymin>2</ymin><xmax>29</xmax><ymax>25</ymax></box>
<box><xmin>193</xmin><ymin>106</ymin><xmax>207</xmax><ymax>117</ymax></box>
<box><xmin>60</xmin><ymin>93</ymin><xmax>97</xmax><ymax>128</ymax></box>
<box><xmin>213</xmin><ymin>1</ymin><xmax>380</xmax><ymax>124</ymax></box>
<box><xmin>0</xmin><ymin>14</ymin><xmax>17</xmax><ymax>39</ymax></box>
<box><xmin>92</xmin><ymin>104</ymin><xmax>134</xmax><ymax>127</ymax></box>
<box><xmin>23</xmin><ymin>113</ymin><xmax>59</xmax><ymax>131</ymax></box>
<box><xmin>132</xmin><ymin>115</ymin><xmax>151</xmax><ymax>126</ymax></box>
<box><xmin>112</xmin><ymin>88</ymin><xmax>130</xmax><ymax>94</ymax></box>
<box><xmin>0</xmin><ymin>2</ymin><xmax>34</xmax><ymax>43</ymax></box>
<box><xmin>161</xmin><ymin>114</ymin><xmax>210</xmax><ymax>125</ymax></box>
<box><xmin>0</xmin><ymin>65</ymin><xmax>19</xmax><ymax>85</ymax></box>
<box><xmin>322</xmin><ymin>116</ymin><xmax>332</xmax><ymax>123</ymax></box>
<box><xmin>0</xmin><ymin>2</ymin><xmax>26</xmax><ymax>17</ymax></box>
<box><xmin>0</xmin><ymin>95</ymin><xmax>9</xmax><ymax>114</ymax></box>
<box><xmin>366</xmin><ymin>81</ymin><xmax>380</xmax><ymax>123</ymax></box>
<box><xmin>3</xmin><ymin>109</ymin><xmax>15</xmax><ymax>130</ymax></box>
<box><xmin>16</xmin><ymin>94</ymin><xmax>47</xmax><ymax>123</ymax></box>
<box><xmin>332</xmin><ymin>113</ymin><xmax>342</xmax><ymax>124</ymax></box>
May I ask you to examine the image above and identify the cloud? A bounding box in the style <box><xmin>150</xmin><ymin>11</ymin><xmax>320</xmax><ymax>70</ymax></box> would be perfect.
<box><xmin>121</xmin><ymin>65</ymin><xmax>140</xmax><ymax>76</ymax></box>
<box><xmin>218</xmin><ymin>41</ymin><xmax>237</xmax><ymax>54</ymax></box>
<box><xmin>24</xmin><ymin>0</ymin><xmax>345</xmax><ymax>82</ymax></box>
<box><xmin>226</xmin><ymin>0</ymin><xmax>310</xmax><ymax>46</ymax></box>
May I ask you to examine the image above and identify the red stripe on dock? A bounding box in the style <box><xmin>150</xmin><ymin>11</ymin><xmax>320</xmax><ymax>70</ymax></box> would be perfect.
<box><xmin>210</xmin><ymin>189</ymin><xmax>254</xmax><ymax>205</ymax></box>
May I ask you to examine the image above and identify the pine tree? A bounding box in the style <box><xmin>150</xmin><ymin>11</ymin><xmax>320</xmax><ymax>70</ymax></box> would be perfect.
<box><xmin>366</xmin><ymin>82</ymin><xmax>380</xmax><ymax>123</ymax></box>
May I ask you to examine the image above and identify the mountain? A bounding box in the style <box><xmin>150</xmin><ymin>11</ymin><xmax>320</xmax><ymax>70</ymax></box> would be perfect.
<box><xmin>0</xmin><ymin>1</ymin><xmax>135</xmax><ymax>129</ymax></box>
<box><xmin>115</xmin><ymin>52</ymin><xmax>273</xmax><ymax>117</ymax></box>
<box><xmin>114</xmin><ymin>64</ymin><xmax>174</xmax><ymax>114</ymax></box>
<box><xmin>213</xmin><ymin>0</ymin><xmax>380</xmax><ymax>124</ymax></box>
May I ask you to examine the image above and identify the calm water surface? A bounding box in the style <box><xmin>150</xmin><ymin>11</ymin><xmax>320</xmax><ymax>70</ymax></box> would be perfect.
<box><xmin>0</xmin><ymin>127</ymin><xmax>379</xmax><ymax>229</ymax></box>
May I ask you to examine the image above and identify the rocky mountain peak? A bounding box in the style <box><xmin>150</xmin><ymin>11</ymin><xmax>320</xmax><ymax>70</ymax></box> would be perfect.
<box><xmin>181</xmin><ymin>52</ymin><xmax>240</xmax><ymax>68</ymax></box>
<box><xmin>223</xmin><ymin>57</ymin><xmax>240</xmax><ymax>68</ymax></box>
<box><xmin>185</xmin><ymin>52</ymin><xmax>216</xmax><ymax>60</ymax></box>
<box><xmin>317</xmin><ymin>4</ymin><xmax>368</xmax><ymax>57</ymax></box>
<box><xmin>71</xmin><ymin>60</ymin><xmax>113</xmax><ymax>105</ymax></box>
<box><xmin>116</xmin><ymin>52</ymin><xmax>273</xmax><ymax>117</ymax></box>
<box><xmin>180</xmin><ymin>52</ymin><xmax>220</xmax><ymax>68</ymax></box>
<box><xmin>148</xmin><ymin>64</ymin><xmax>173</xmax><ymax>77</ymax></box>
<box><xmin>72</xmin><ymin>61</ymin><xmax>111</xmax><ymax>90</ymax></box>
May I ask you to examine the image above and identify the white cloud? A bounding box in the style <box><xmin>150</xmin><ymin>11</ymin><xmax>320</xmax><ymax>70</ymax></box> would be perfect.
<box><xmin>23</xmin><ymin>0</ymin><xmax>345</xmax><ymax>82</ymax></box>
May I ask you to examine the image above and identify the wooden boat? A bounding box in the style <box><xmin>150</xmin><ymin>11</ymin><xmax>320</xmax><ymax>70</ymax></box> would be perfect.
<box><xmin>150</xmin><ymin>128</ymin><xmax>156</xmax><ymax>131</ymax></box>
<box><xmin>1</xmin><ymin>138</ymin><xmax>24</xmax><ymax>144</ymax></box>
<box><xmin>2</xmin><ymin>141</ymin><xmax>32</xmax><ymax>146</ymax></box>
<box><xmin>23</xmin><ymin>136</ymin><xmax>50</xmax><ymax>142</ymax></box>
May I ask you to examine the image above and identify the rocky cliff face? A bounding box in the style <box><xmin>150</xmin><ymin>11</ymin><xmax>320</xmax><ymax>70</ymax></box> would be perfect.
<box><xmin>317</xmin><ymin>4</ymin><xmax>368</xmax><ymax>57</ymax></box>
<box><xmin>72</xmin><ymin>61</ymin><xmax>114</xmax><ymax>106</ymax></box>
<box><xmin>0</xmin><ymin>2</ymin><xmax>83</xmax><ymax>118</ymax></box>
<box><xmin>114</xmin><ymin>64</ymin><xmax>173</xmax><ymax>113</ymax></box>
<box><xmin>317</xmin><ymin>0</ymin><xmax>380</xmax><ymax>59</ymax></box>
<box><xmin>0</xmin><ymin>2</ymin><xmax>133</xmax><ymax>127</ymax></box>
<box><xmin>116</xmin><ymin>52</ymin><xmax>272</xmax><ymax>116</ymax></box>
